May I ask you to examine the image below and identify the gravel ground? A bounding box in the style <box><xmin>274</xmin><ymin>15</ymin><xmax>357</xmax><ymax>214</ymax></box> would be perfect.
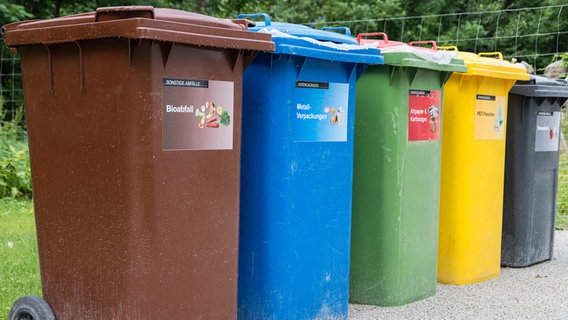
<box><xmin>349</xmin><ymin>230</ymin><xmax>568</xmax><ymax>320</ymax></box>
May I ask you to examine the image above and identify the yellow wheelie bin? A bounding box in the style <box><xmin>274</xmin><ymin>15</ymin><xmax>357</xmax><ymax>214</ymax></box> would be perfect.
<box><xmin>437</xmin><ymin>48</ymin><xmax>529</xmax><ymax>284</ymax></box>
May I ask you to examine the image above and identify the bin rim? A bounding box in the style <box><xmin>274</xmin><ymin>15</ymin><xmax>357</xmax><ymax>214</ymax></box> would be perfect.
<box><xmin>7</xmin><ymin>7</ymin><xmax>244</xmax><ymax>31</ymax></box>
<box><xmin>3</xmin><ymin>6</ymin><xmax>274</xmax><ymax>52</ymax></box>
<box><xmin>381</xmin><ymin>53</ymin><xmax>467</xmax><ymax>72</ymax></box>
<box><xmin>439</xmin><ymin>47</ymin><xmax>530</xmax><ymax>81</ymax></box>
<box><xmin>238</xmin><ymin>14</ymin><xmax>384</xmax><ymax>65</ymax></box>
<box><xmin>261</xmin><ymin>30</ymin><xmax>384</xmax><ymax>64</ymax></box>
<box><xmin>238</xmin><ymin>13</ymin><xmax>358</xmax><ymax>44</ymax></box>
<box><xmin>509</xmin><ymin>74</ymin><xmax>568</xmax><ymax>98</ymax></box>
<box><xmin>356</xmin><ymin>32</ymin><xmax>466</xmax><ymax>72</ymax></box>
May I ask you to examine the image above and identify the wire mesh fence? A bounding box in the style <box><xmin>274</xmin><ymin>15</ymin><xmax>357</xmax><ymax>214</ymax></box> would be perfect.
<box><xmin>301</xmin><ymin>4</ymin><xmax>568</xmax><ymax>221</ymax></box>
<box><xmin>559</xmin><ymin>109</ymin><xmax>568</xmax><ymax>220</ymax></box>
<box><xmin>1</xmin><ymin>5</ymin><xmax>568</xmax><ymax>217</ymax></box>
<box><xmin>310</xmin><ymin>4</ymin><xmax>568</xmax><ymax>73</ymax></box>
<box><xmin>0</xmin><ymin>42</ymin><xmax>25</xmax><ymax>141</ymax></box>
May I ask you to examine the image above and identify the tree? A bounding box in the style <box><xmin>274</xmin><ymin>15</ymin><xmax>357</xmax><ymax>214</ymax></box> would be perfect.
<box><xmin>1</xmin><ymin>0</ymin><xmax>566</xmax><ymax>71</ymax></box>
<box><xmin>0</xmin><ymin>2</ymin><xmax>33</xmax><ymax>24</ymax></box>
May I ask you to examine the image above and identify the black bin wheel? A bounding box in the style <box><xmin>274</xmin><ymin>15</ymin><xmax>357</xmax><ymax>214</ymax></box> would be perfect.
<box><xmin>8</xmin><ymin>296</ymin><xmax>55</xmax><ymax>320</ymax></box>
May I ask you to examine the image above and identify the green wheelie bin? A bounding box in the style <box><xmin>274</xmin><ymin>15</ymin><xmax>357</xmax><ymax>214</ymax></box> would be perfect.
<box><xmin>350</xmin><ymin>32</ymin><xmax>466</xmax><ymax>306</ymax></box>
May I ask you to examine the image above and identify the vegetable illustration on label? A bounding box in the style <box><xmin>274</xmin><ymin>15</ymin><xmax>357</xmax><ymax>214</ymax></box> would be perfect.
<box><xmin>163</xmin><ymin>78</ymin><xmax>234</xmax><ymax>151</ymax></box>
<box><xmin>195</xmin><ymin>101</ymin><xmax>231</xmax><ymax>129</ymax></box>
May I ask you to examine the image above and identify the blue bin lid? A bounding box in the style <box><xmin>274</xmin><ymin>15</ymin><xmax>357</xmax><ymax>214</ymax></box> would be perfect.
<box><xmin>238</xmin><ymin>13</ymin><xmax>384</xmax><ymax>65</ymax></box>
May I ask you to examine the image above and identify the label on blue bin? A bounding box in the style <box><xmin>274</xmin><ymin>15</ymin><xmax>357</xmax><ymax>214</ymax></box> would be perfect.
<box><xmin>474</xmin><ymin>94</ymin><xmax>506</xmax><ymax>140</ymax></box>
<box><xmin>162</xmin><ymin>78</ymin><xmax>234</xmax><ymax>150</ymax></box>
<box><xmin>535</xmin><ymin>111</ymin><xmax>561</xmax><ymax>152</ymax></box>
<box><xmin>293</xmin><ymin>81</ymin><xmax>349</xmax><ymax>142</ymax></box>
<box><xmin>408</xmin><ymin>89</ymin><xmax>441</xmax><ymax>141</ymax></box>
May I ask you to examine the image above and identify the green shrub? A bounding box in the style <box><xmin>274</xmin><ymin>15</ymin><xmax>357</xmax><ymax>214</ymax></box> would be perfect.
<box><xmin>0</xmin><ymin>103</ymin><xmax>31</xmax><ymax>199</ymax></box>
<box><xmin>557</xmin><ymin>151</ymin><xmax>568</xmax><ymax>230</ymax></box>
<box><xmin>558</xmin><ymin>110</ymin><xmax>568</xmax><ymax>230</ymax></box>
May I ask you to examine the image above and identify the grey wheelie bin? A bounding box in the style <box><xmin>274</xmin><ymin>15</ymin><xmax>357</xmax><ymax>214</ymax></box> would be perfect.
<box><xmin>502</xmin><ymin>75</ymin><xmax>568</xmax><ymax>267</ymax></box>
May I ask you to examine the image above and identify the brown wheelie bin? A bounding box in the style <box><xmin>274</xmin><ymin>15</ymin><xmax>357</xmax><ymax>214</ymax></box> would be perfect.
<box><xmin>2</xmin><ymin>6</ymin><xmax>273</xmax><ymax>320</ymax></box>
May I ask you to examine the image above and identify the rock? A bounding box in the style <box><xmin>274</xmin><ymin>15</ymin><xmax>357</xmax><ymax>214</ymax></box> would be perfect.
<box><xmin>544</xmin><ymin>60</ymin><xmax>567</xmax><ymax>79</ymax></box>
<box><xmin>519</xmin><ymin>61</ymin><xmax>534</xmax><ymax>74</ymax></box>
<box><xmin>511</xmin><ymin>58</ymin><xmax>534</xmax><ymax>74</ymax></box>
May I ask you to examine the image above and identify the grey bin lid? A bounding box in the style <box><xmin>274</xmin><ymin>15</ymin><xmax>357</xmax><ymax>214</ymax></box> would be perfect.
<box><xmin>510</xmin><ymin>74</ymin><xmax>568</xmax><ymax>98</ymax></box>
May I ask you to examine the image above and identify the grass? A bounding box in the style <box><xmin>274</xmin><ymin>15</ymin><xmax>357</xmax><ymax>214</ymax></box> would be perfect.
<box><xmin>558</xmin><ymin>111</ymin><xmax>568</xmax><ymax>230</ymax></box>
<box><xmin>0</xmin><ymin>156</ymin><xmax>566</xmax><ymax>319</ymax></box>
<box><xmin>0</xmin><ymin>198</ymin><xmax>41</xmax><ymax>319</ymax></box>
<box><xmin>557</xmin><ymin>151</ymin><xmax>568</xmax><ymax>230</ymax></box>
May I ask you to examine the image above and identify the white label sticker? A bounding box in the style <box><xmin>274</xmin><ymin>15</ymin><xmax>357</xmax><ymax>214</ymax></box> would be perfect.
<box><xmin>535</xmin><ymin>111</ymin><xmax>561</xmax><ymax>152</ymax></box>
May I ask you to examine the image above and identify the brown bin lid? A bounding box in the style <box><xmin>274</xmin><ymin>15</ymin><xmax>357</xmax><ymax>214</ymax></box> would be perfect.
<box><xmin>2</xmin><ymin>6</ymin><xmax>274</xmax><ymax>51</ymax></box>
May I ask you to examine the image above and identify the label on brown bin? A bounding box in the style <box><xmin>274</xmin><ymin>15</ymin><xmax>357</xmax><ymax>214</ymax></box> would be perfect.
<box><xmin>162</xmin><ymin>78</ymin><xmax>234</xmax><ymax>150</ymax></box>
<box><xmin>408</xmin><ymin>89</ymin><xmax>441</xmax><ymax>141</ymax></box>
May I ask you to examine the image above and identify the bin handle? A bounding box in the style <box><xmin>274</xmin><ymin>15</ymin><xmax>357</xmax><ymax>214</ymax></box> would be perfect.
<box><xmin>95</xmin><ymin>6</ymin><xmax>155</xmax><ymax>22</ymax></box>
<box><xmin>237</xmin><ymin>13</ymin><xmax>271</xmax><ymax>27</ymax></box>
<box><xmin>356</xmin><ymin>32</ymin><xmax>388</xmax><ymax>44</ymax></box>
<box><xmin>321</xmin><ymin>27</ymin><xmax>351</xmax><ymax>37</ymax></box>
<box><xmin>439</xmin><ymin>46</ymin><xmax>459</xmax><ymax>52</ymax></box>
<box><xmin>409</xmin><ymin>40</ymin><xmax>437</xmax><ymax>51</ymax></box>
<box><xmin>478</xmin><ymin>52</ymin><xmax>503</xmax><ymax>60</ymax></box>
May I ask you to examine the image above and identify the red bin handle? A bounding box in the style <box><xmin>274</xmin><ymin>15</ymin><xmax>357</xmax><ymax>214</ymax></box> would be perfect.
<box><xmin>356</xmin><ymin>32</ymin><xmax>389</xmax><ymax>44</ymax></box>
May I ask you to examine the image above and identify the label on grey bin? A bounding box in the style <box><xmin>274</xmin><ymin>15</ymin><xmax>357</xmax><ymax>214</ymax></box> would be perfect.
<box><xmin>535</xmin><ymin>111</ymin><xmax>561</xmax><ymax>152</ymax></box>
<box><xmin>162</xmin><ymin>78</ymin><xmax>234</xmax><ymax>151</ymax></box>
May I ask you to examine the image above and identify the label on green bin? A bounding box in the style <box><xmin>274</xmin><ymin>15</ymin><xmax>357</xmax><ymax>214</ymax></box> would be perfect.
<box><xmin>408</xmin><ymin>89</ymin><xmax>441</xmax><ymax>141</ymax></box>
<box><xmin>474</xmin><ymin>94</ymin><xmax>506</xmax><ymax>140</ymax></box>
<box><xmin>535</xmin><ymin>111</ymin><xmax>561</xmax><ymax>152</ymax></box>
<box><xmin>293</xmin><ymin>81</ymin><xmax>349</xmax><ymax>142</ymax></box>
<box><xmin>162</xmin><ymin>78</ymin><xmax>234</xmax><ymax>151</ymax></box>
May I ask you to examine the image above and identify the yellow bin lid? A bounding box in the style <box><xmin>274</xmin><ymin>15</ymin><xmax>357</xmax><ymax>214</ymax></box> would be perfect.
<box><xmin>441</xmin><ymin>47</ymin><xmax>530</xmax><ymax>81</ymax></box>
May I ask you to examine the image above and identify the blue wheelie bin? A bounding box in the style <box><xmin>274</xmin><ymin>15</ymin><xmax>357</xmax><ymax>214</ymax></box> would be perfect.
<box><xmin>237</xmin><ymin>14</ymin><xmax>383</xmax><ymax>320</ymax></box>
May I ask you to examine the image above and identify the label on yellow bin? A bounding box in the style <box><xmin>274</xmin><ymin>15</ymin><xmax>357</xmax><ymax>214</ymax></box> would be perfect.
<box><xmin>474</xmin><ymin>94</ymin><xmax>506</xmax><ymax>140</ymax></box>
